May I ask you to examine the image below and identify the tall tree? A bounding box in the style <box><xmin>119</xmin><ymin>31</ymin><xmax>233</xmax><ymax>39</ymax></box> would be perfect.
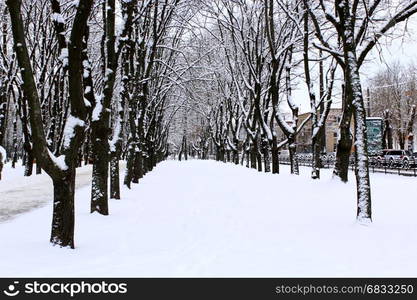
<box><xmin>7</xmin><ymin>0</ymin><xmax>94</xmax><ymax>247</ymax></box>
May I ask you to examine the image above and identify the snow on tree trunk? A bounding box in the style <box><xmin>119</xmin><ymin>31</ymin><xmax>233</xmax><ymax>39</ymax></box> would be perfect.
<box><xmin>90</xmin><ymin>0</ymin><xmax>118</xmax><ymax>215</ymax></box>
<box><xmin>124</xmin><ymin>143</ymin><xmax>136</xmax><ymax>189</ymax></box>
<box><xmin>288</xmin><ymin>136</ymin><xmax>299</xmax><ymax>175</ymax></box>
<box><xmin>110</xmin><ymin>153</ymin><xmax>120</xmax><ymax>200</ymax></box>
<box><xmin>90</xmin><ymin>111</ymin><xmax>110</xmax><ymax>214</ymax></box>
<box><xmin>0</xmin><ymin>145</ymin><xmax>5</xmax><ymax>180</ymax></box>
<box><xmin>311</xmin><ymin>133</ymin><xmax>321</xmax><ymax>179</ymax></box>
<box><xmin>345</xmin><ymin>32</ymin><xmax>372</xmax><ymax>222</ymax></box>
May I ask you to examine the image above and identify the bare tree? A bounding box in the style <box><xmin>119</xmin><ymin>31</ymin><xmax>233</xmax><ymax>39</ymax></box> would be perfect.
<box><xmin>7</xmin><ymin>0</ymin><xmax>94</xmax><ymax>247</ymax></box>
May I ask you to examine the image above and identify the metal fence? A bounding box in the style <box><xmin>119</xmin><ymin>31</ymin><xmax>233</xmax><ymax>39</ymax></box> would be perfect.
<box><xmin>171</xmin><ymin>153</ymin><xmax>417</xmax><ymax>177</ymax></box>
<box><xmin>280</xmin><ymin>154</ymin><xmax>417</xmax><ymax>177</ymax></box>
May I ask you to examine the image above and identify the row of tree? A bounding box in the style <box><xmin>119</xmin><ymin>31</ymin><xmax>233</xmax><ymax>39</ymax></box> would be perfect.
<box><xmin>0</xmin><ymin>0</ymin><xmax>194</xmax><ymax>248</ymax></box>
<box><xmin>170</xmin><ymin>0</ymin><xmax>417</xmax><ymax>225</ymax></box>
<box><xmin>370</xmin><ymin>62</ymin><xmax>417</xmax><ymax>152</ymax></box>
<box><xmin>1</xmin><ymin>0</ymin><xmax>417</xmax><ymax>248</ymax></box>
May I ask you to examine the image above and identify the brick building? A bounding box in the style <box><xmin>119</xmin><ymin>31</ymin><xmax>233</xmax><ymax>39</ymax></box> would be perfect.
<box><xmin>297</xmin><ymin>108</ymin><xmax>353</xmax><ymax>153</ymax></box>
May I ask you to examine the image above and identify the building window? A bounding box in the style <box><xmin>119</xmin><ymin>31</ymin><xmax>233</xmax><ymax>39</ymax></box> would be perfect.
<box><xmin>333</xmin><ymin>132</ymin><xmax>338</xmax><ymax>138</ymax></box>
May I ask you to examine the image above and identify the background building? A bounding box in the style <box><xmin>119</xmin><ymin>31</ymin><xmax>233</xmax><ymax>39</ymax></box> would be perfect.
<box><xmin>297</xmin><ymin>108</ymin><xmax>347</xmax><ymax>153</ymax></box>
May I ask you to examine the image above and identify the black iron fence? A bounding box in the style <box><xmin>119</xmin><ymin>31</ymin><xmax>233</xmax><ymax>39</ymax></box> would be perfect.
<box><xmin>280</xmin><ymin>154</ymin><xmax>417</xmax><ymax>177</ymax></box>
<box><xmin>171</xmin><ymin>153</ymin><xmax>417</xmax><ymax>177</ymax></box>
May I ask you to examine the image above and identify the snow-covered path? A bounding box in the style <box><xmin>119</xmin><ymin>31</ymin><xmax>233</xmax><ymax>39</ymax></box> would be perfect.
<box><xmin>0</xmin><ymin>163</ymin><xmax>127</xmax><ymax>222</ymax></box>
<box><xmin>0</xmin><ymin>164</ymin><xmax>93</xmax><ymax>222</ymax></box>
<box><xmin>0</xmin><ymin>160</ymin><xmax>417</xmax><ymax>277</ymax></box>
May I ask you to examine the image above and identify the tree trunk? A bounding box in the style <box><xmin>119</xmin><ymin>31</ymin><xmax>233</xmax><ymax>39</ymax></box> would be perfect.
<box><xmin>90</xmin><ymin>0</ymin><xmax>117</xmax><ymax>215</ymax></box>
<box><xmin>24</xmin><ymin>147</ymin><xmax>34</xmax><ymax>176</ymax></box>
<box><xmin>36</xmin><ymin>162</ymin><xmax>42</xmax><ymax>174</ymax></box>
<box><xmin>0</xmin><ymin>152</ymin><xmax>3</xmax><ymax>180</ymax></box>
<box><xmin>132</xmin><ymin>151</ymin><xmax>143</xmax><ymax>183</ymax></box>
<box><xmin>288</xmin><ymin>136</ymin><xmax>299</xmax><ymax>175</ymax></box>
<box><xmin>245</xmin><ymin>146</ymin><xmax>250</xmax><ymax>168</ymax></box>
<box><xmin>341</xmin><ymin>4</ymin><xmax>372</xmax><ymax>222</ymax></box>
<box><xmin>250</xmin><ymin>143</ymin><xmax>257</xmax><ymax>169</ymax></box>
<box><xmin>383</xmin><ymin>110</ymin><xmax>393</xmax><ymax>149</ymax></box>
<box><xmin>124</xmin><ymin>144</ymin><xmax>135</xmax><ymax>189</ymax></box>
<box><xmin>262</xmin><ymin>138</ymin><xmax>271</xmax><ymax>173</ymax></box>
<box><xmin>334</xmin><ymin>84</ymin><xmax>353</xmax><ymax>182</ymax></box>
<box><xmin>256</xmin><ymin>138</ymin><xmax>262</xmax><ymax>172</ymax></box>
<box><xmin>234</xmin><ymin>150</ymin><xmax>239</xmax><ymax>164</ymax></box>
<box><xmin>311</xmin><ymin>133</ymin><xmax>321</xmax><ymax>179</ymax></box>
<box><xmin>90</xmin><ymin>122</ymin><xmax>109</xmax><ymax>215</ymax></box>
<box><xmin>51</xmin><ymin>173</ymin><xmax>76</xmax><ymax>248</ymax></box>
<box><xmin>110</xmin><ymin>151</ymin><xmax>120</xmax><ymax>199</ymax></box>
<box><xmin>353</xmin><ymin>105</ymin><xmax>372</xmax><ymax>222</ymax></box>
<box><xmin>271</xmin><ymin>134</ymin><xmax>279</xmax><ymax>174</ymax></box>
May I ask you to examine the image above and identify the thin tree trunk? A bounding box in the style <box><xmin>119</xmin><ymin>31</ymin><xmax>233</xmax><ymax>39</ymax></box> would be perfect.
<box><xmin>250</xmin><ymin>142</ymin><xmax>257</xmax><ymax>169</ymax></box>
<box><xmin>311</xmin><ymin>134</ymin><xmax>321</xmax><ymax>179</ymax></box>
<box><xmin>24</xmin><ymin>146</ymin><xmax>34</xmax><ymax>176</ymax></box>
<box><xmin>124</xmin><ymin>144</ymin><xmax>135</xmax><ymax>188</ymax></box>
<box><xmin>110</xmin><ymin>152</ymin><xmax>120</xmax><ymax>199</ymax></box>
<box><xmin>288</xmin><ymin>136</ymin><xmax>299</xmax><ymax>175</ymax></box>
<box><xmin>132</xmin><ymin>151</ymin><xmax>143</xmax><ymax>183</ymax></box>
<box><xmin>36</xmin><ymin>162</ymin><xmax>42</xmax><ymax>174</ymax></box>
<box><xmin>271</xmin><ymin>134</ymin><xmax>279</xmax><ymax>174</ymax></box>
<box><xmin>262</xmin><ymin>137</ymin><xmax>271</xmax><ymax>173</ymax></box>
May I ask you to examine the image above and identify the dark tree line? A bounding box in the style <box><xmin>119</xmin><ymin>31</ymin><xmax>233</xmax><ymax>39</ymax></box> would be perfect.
<box><xmin>1</xmin><ymin>0</ymin><xmax>187</xmax><ymax>248</ymax></box>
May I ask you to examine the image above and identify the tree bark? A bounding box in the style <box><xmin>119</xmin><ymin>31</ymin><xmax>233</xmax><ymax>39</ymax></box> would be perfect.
<box><xmin>51</xmin><ymin>173</ymin><xmax>76</xmax><ymax>248</ymax></box>
<box><xmin>90</xmin><ymin>120</ymin><xmax>110</xmax><ymax>214</ymax></box>
<box><xmin>334</xmin><ymin>83</ymin><xmax>353</xmax><ymax>182</ymax></box>
<box><xmin>110</xmin><ymin>153</ymin><xmax>120</xmax><ymax>199</ymax></box>
<box><xmin>271</xmin><ymin>134</ymin><xmax>279</xmax><ymax>174</ymax></box>
<box><xmin>288</xmin><ymin>136</ymin><xmax>299</xmax><ymax>175</ymax></box>
<box><xmin>7</xmin><ymin>0</ymin><xmax>93</xmax><ymax>247</ymax></box>
<box><xmin>339</xmin><ymin>0</ymin><xmax>372</xmax><ymax>222</ymax></box>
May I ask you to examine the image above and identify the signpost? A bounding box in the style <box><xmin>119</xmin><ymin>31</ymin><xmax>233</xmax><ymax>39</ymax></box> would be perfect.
<box><xmin>366</xmin><ymin>117</ymin><xmax>384</xmax><ymax>155</ymax></box>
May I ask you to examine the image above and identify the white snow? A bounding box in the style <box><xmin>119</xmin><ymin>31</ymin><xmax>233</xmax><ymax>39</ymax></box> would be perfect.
<box><xmin>92</xmin><ymin>96</ymin><xmax>103</xmax><ymax>121</ymax></box>
<box><xmin>58</xmin><ymin>48</ymin><xmax>68</xmax><ymax>66</ymax></box>
<box><xmin>62</xmin><ymin>115</ymin><xmax>85</xmax><ymax>149</ymax></box>
<box><xmin>0</xmin><ymin>145</ymin><xmax>6</xmax><ymax>163</ymax></box>
<box><xmin>48</xmin><ymin>150</ymin><xmax>68</xmax><ymax>171</ymax></box>
<box><xmin>0</xmin><ymin>160</ymin><xmax>417</xmax><ymax>277</ymax></box>
<box><xmin>51</xmin><ymin>12</ymin><xmax>65</xmax><ymax>24</ymax></box>
<box><xmin>109</xmin><ymin>122</ymin><xmax>121</xmax><ymax>152</ymax></box>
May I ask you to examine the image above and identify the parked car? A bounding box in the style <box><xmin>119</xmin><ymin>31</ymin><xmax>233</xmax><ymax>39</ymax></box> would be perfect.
<box><xmin>374</xmin><ymin>149</ymin><xmax>390</xmax><ymax>167</ymax></box>
<box><xmin>378</xmin><ymin>149</ymin><xmax>415</xmax><ymax>168</ymax></box>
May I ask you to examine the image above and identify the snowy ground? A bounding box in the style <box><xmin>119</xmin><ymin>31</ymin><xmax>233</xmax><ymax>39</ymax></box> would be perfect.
<box><xmin>0</xmin><ymin>160</ymin><xmax>416</xmax><ymax>277</ymax></box>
